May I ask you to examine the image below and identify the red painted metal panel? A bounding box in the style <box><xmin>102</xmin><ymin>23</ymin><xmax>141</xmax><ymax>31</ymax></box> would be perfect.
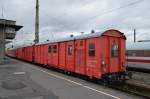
<box><xmin>32</xmin><ymin>45</ymin><xmax>35</xmax><ymax>62</ymax></box>
<box><xmin>108</xmin><ymin>37</ymin><xmax>120</xmax><ymax>73</ymax></box>
<box><xmin>59</xmin><ymin>42</ymin><xmax>66</xmax><ymax>69</ymax></box>
<box><xmin>25</xmin><ymin>47</ymin><xmax>28</xmax><ymax>61</ymax></box>
<box><xmin>120</xmin><ymin>38</ymin><xmax>126</xmax><ymax>71</ymax></box>
<box><xmin>22</xmin><ymin>48</ymin><xmax>25</xmax><ymax>60</ymax></box>
<box><xmin>43</xmin><ymin>44</ymin><xmax>48</xmax><ymax>65</ymax></box>
<box><xmin>36</xmin><ymin>45</ymin><xmax>38</xmax><ymax>63</ymax></box>
<box><xmin>66</xmin><ymin>41</ymin><xmax>75</xmax><ymax>72</ymax></box>
<box><xmin>29</xmin><ymin>46</ymin><xmax>33</xmax><ymax>62</ymax></box>
<box><xmin>47</xmin><ymin>44</ymin><xmax>53</xmax><ymax>66</ymax></box>
<box><xmin>38</xmin><ymin>45</ymin><xmax>41</xmax><ymax>64</ymax></box>
<box><xmin>40</xmin><ymin>45</ymin><xmax>44</xmax><ymax>65</ymax></box>
<box><xmin>52</xmin><ymin>43</ymin><xmax>59</xmax><ymax>67</ymax></box>
<box><xmin>36</xmin><ymin>46</ymin><xmax>39</xmax><ymax>63</ymax></box>
<box><xmin>75</xmin><ymin>40</ymin><xmax>86</xmax><ymax>75</ymax></box>
<box><xmin>86</xmin><ymin>38</ymin><xmax>101</xmax><ymax>78</ymax></box>
<box><xmin>34</xmin><ymin>45</ymin><xmax>38</xmax><ymax>63</ymax></box>
<box><xmin>99</xmin><ymin>36</ymin><xmax>109</xmax><ymax>75</ymax></box>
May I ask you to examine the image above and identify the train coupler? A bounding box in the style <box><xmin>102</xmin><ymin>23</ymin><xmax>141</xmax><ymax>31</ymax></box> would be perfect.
<box><xmin>124</xmin><ymin>71</ymin><xmax>132</xmax><ymax>79</ymax></box>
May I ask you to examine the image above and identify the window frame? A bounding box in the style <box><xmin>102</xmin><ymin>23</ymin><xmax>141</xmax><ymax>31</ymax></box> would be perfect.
<box><xmin>48</xmin><ymin>46</ymin><xmax>52</xmax><ymax>53</ymax></box>
<box><xmin>53</xmin><ymin>45</ymin><xmax>57</xmax><ymax>53</ymax></box>
<box><xmin>88</xmin><ymin>43</ymin><xmax>95</xmax><ymax>57</ymax></box>
<box><xmin>68</xmin><ymin>45</ymin><xmax>73</xmax><ymax>56</ymax></box>
<box><xmin>111</xmin><ymin>44</ymin><xmax>119</xmax><ymax>57</ymax></box>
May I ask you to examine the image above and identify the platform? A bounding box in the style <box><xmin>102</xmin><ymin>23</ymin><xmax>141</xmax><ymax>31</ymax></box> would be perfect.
<box><xmin>0</xmin><ymin>58</ymin><xmax>143</xmax><ymax>99</ymax></box>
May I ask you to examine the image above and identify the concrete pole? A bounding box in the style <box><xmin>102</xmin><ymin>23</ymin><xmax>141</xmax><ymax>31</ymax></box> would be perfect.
<box><xmin>134</xmin><ymin>29</ymin><xmax>136</xmax><ymax>43</ymax></box>
<box><xmin>35</xmin><ymin>0</ymin><xmax>39</xmax><ymax>44</ymax></box>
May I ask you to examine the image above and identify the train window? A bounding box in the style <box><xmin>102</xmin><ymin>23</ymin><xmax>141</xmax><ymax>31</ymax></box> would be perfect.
<box><xmin>53</xmin><ymin>45</ymin><xmax>57</xmax><ymax>53</ymax></box>
<box><xmin>132</xmin><ymin>53</ymin><xmax>136</xmax><ymax>56</ymax></box>
<box><xmin>89</xmin><ymin>43</ymin><xmax>95</xmax><ymax>56</ymax></box>
<box><xmin>48</xmin><ymin>46</ymin><xmax>52</xmax><ymax>53</ymax></box>
<box><xmin>111</xmin><ymin>44</ymin><xmax>118</xmax><ymax>57</ymax></box>
<box><xmin>68</xmin><ymin>45</ymin><xmax>73</xmax><ymax>55</ymax></box>
<box><xmin>80</xmin><ymin>41</ymin><xmax>83</xmax><ymax>46</ymax></box>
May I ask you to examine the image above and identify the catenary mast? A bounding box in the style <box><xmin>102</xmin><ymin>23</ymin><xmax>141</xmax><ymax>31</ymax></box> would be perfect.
<box><xmin>35</xmin><ymin>0</ymin><xmax>39</xmax><ymax>44</ymax></box>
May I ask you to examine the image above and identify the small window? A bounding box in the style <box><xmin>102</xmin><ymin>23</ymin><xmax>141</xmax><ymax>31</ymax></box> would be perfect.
<box><xmin>111</xmin><ymin>45</ymin><xmax>118</xmax><ymax>57</ymax></box>
<box><xmin>68</xmin><ymin>45</ymin><xmax>73</xmax><ymax>55</ymax></box>
<box><xmin>80</xmin><ymin>41</ymin><xmax>83</xmax><ymax>46</ymax></box>
<box><xmin>48</xmin><ymin>46</ymin><xmax>52</xmax><ymax>53</ymax></box>
<box><xmin>53</xmin><ymin>45</ymin><xmax>57</xmax><ymax>53</ymax></box>
<box><xmin>89</xmin><ymin>43</ymin><xmax>95</xmax><ymax>56</ymax></box>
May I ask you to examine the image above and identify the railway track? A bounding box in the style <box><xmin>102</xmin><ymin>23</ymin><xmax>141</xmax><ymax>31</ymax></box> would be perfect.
<box><xmin>109</xmin><ymin>71</ymin><xmax>150</xmax><ymax>98</ymax></box>
<box><xmin>127</xmin><ymin>67</ymin><xmax>150</xmax><ymax>73</ymax></box>
<box><xmin>85</xmin><ymin>72</ymin><xmax>150</xmax><ymax>98</ymax></box>
<box><xmin>73</xmin><ymin>71</ymin><xmax>150</xmax><ymax>98</ymax></box>
<box><xmin>111</xmin><ymin>81</ymin><xmax>150</xmax><ymax>98</ymax></box>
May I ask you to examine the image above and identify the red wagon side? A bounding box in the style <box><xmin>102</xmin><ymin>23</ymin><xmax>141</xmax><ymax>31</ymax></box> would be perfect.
<box><xmin>9</xmin><ymin>29</ymin><xmax>129</xmax><ymax>82</ymax></box>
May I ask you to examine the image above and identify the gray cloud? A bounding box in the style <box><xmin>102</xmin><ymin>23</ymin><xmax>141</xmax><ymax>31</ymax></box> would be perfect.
<box><xmin>1</xmin><ymin>0</ymin><xmax>150</xmax><ymax>47</ymax></box>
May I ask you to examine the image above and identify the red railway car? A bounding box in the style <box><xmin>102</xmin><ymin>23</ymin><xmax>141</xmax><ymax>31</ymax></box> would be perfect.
<box><xmin>7</xmin><ymin>29</ymin><xmax>130</xmax><ymax>82</ymax></box>
<box><xmin>16</xmin><ymin>48</ymin><xmax>23</xmax><ymax>59</ymax></box>
<box><xmin>6</xmin><ymin>48</ymin><xmax>16</xmax><ymax>58</ymax></box>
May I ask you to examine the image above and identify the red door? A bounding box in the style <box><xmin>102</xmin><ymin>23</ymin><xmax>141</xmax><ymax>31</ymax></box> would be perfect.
<box><xmin>108</xmin><ymin>37</ymin><xmax>121</xmax><ymax>73</ymax></box>
<box><xmin>59</xmin><ymin>42</ymin><xmax>66</xmax><ymax>69</ymax></box>
<box><xmin>86</xmin><ymin>38</ymin><xmax>101</xmax><ymax>78</ymax></box>
<box><xmin>75</xmin><ymin>40</ymin><xmax>86</xmax><ymax>75</ymax></box>
<box><xmin>43</xmin><ymin>44</ymin><xmax>48</xmax><ymax>65</ymax></box>
<box><xmin>52</xmin><ymin>43</ymin><xmax>59</xmax><ymax>67</ymax></box>
<box><xmin>40</xmin><ymin>45</ymin><xmax>44</xmax><ymax>65</ymax></box>
<box><xmin>66</xmin><ymin>41</ymin><xmax>75</xmax><ymax>72</ymax></box>
<box><xmin>47</xmin><ymin>44</ymin><xmax>53</xmax><ymax>66</ymax></box>
<box><xmin>34</xmin><ymin>46</ymin><xmax>38</xmax><ymax>63</ymax></box>
<box><xmin>38</xmin><ymin>45</ymin><xmax>41</xmax><ymax>64</ymax></box>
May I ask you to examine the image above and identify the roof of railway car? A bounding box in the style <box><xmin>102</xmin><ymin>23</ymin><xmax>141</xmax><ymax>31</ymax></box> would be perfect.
<box><xmin>36</xmin><ymin>31</ymin><xmax>105</xmax><ymax>45</ymax></box>
<box><xmin>127</xmin><ymin>42</ymin><xmax>150</xmax><ymax>50</ymax></box>
<box><xmin>7</xmin><ymin>31</ymin><xmax>105</xmax><ymax>49</ymax></box>
<box><xmin>8</xmin><ymin>29</ymin><xmax>125</xmax><ymax>49</ymax></box>
<box><xmin>37</xmin><ymin>29</ymin><xmax>125</xmax><ymax>45</ymax></box>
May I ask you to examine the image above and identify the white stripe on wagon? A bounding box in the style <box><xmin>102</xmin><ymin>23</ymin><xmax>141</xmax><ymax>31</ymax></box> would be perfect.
<box><xmin>127</xmin><ymin>62</ymin><xmax>150</xmax><ymax>70</ymax></box>
<box><xmin>17</xmin><ymin>60</ymin><xmax>120</xmax><ymax>99</ymax></box>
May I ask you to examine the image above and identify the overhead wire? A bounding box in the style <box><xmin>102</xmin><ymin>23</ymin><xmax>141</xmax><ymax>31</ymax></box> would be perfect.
<box><xmin>90</xmin><ymin>0</ymin><xmax>145</xmax><ymax>19</ymax></box>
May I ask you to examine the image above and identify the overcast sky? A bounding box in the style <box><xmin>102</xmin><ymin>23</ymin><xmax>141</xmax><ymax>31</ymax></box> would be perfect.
<box><xmin>1</xmin><ymin>0</ymin><xmax>150</xmax><ymax>47</ymax></box>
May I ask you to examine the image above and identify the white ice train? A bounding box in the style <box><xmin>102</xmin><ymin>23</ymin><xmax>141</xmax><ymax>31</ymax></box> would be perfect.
<box><xmin>127</xmin><ymin>42</ymin><xmax>150</xmax><ymax>71</ymax></box>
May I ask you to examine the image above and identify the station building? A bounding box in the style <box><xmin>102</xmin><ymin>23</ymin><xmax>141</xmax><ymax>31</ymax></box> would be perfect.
<box><xmin>0</xmin><ymin>19</ymin><xmax>22</xmax><ymax>64</ymax></box>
